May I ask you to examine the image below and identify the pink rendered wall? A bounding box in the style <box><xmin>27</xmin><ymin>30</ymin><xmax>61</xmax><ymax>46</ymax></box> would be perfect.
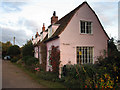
<box><xmin>46</xmin><ymin>38</ymin><xmax>60</xmax><ymax>71</ymax></box>
<box><xmin>34</xmin><ymin>46</ymin><xmax>42</xmax><ymax>64</ymax></box>
<box><xmin>59</xmin><ymin>3</ymin><xmax>109</xmax><ymax>65</ymax></box>
<box><xmin>32</xmin><ymin>36</ymin><xmax>41</xmax><ymax>44</ymax></box>
<box><xmin>52</xmin><ymin>24</ymin><xmax>59</xmax><ymax>33</ymax></box>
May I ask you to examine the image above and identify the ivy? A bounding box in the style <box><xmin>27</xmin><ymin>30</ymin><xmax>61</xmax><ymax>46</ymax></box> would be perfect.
<box><xmin>50</xmin><ymin>45</ymin><xmax>60</xmax><ymax>75</ymax></box>
<box><xmin>40</xmin><ymin>43</ymin><xmax>47</xmax><ymax>71</ymax></box>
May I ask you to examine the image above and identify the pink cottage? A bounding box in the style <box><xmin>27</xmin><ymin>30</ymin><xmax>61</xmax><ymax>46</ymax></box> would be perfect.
<box><xmin>32</xmin><ymin>1</ymin><xmax>109</xmax><ymax>75</ymax></box>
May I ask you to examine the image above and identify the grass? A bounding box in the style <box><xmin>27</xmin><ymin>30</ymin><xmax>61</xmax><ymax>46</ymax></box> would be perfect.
<box><xmin>13</xmin><ymin>63</ymin><xmax>66</xmax><ymax>88</ymax></box>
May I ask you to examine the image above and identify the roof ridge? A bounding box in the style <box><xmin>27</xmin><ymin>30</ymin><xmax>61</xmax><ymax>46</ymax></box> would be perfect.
<box><xmin>55</xmin><ymin>1</ymin><xmax>86</xmax><ymax>24</ymax></box>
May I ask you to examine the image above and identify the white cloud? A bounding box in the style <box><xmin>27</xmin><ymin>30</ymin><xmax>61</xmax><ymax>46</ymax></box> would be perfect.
<box><xmin>90</xmin><ymin>2</ymin><xmax>118</xmax><ymax>39</ymax></box>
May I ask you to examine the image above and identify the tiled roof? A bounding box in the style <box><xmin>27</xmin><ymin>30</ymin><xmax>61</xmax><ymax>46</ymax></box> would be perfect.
<box><xmin>34</xmin><ymin>34</ymin><xmax>48</xmax><ymax>47</ymax></box>
<box><xmin>39</xmin><ymin>34</ymin><xmax>48</xmax><ymax>45</ymax></box>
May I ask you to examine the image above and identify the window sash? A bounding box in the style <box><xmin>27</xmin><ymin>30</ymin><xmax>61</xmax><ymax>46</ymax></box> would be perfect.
<box><xmin>77</xmin><ymin>46</ymin><xmax>93</xmax><ymax>64</ymax></box>
<box><xmin>80</xmin><ymin>21</ymin><xmax>92</xmax><ymax>34</ymax></box>
<box><xmin>48</xmin><ymin>50</ymin><xmax>52</xmax><ymax>67</ymax></box>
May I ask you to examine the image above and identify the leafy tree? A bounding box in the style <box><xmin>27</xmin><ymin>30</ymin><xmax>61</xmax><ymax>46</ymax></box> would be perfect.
<box><xmin>2</xmin><ymin>41</ymin><xmax>12</xmax><ymax>58</ymax></box>
<box><xmin>7</xmin><ymin>45</ymin><xmax>20</xmax><ymax>57</ymax></box>
<box><xmin>108</xmin><ymin>38</ymin><xmax>118</xmax><ymax>56</ymax></box>
<box><xmin>22</xmin><ymin>40</ymin><xmax>34</xmax><ymax>57</ymax></box>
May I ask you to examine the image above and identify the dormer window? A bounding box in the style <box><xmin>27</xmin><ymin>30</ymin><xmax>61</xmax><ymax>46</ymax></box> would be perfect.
<box><xmin>48</xmin><ymin>27</ymin><xmax>54</xmax><ymax>38</ymax></box>
<box><xmin>48</xmin><ymin>24</ymin><xmax>60</xmax><ymax>38</ymax></box>
<box><xmin>80</xmin><ymin>21</ymin><xmax>92</xmax><ymax>34</ymax></box>
<box><xmin>41</xmin><ymin>33</ymin><xmax>43</xmax><ymax>41</ymax></box>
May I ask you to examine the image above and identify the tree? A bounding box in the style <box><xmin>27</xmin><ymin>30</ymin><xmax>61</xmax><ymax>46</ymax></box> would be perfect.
<box><xmin>108</xmin><ymin>38</ymin><xmax>118</xmax><ymax>57</ymax></box>
<box><xmin>22</xmin><ymin>40</ymin><xmax>34</xmax><ymax>57</ymax></box>
<box><xmin>108</xmin><ymin>38</ymin><xmax>117</xmax><ymax>51</ymax></box>
<box><xmin>97</xmin><ymin>38</ymin><xmax>120</xmax><ymax>85</ymax></box>
<box><xmin>2</xmin><ymin>41</ymin><xmax>12</xmax><ymax>58</ymax></box>
<box><xmin>7</xmin><ymin>45</ymin><xmax>20</xmax><ymax>57</ymax></box>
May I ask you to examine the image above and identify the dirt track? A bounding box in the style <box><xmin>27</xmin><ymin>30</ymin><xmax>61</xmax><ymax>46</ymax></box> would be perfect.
<box><xmin>2</xmin><ymin>60</ymin><xmax>44</xmax><ymax>88</ymax></box>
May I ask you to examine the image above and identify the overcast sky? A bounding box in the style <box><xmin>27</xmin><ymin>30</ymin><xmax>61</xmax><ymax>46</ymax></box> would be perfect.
<box><xmin>0</xmin><ymin>0</ymin><xmax>119</xmax><ymax>47</ymax></box>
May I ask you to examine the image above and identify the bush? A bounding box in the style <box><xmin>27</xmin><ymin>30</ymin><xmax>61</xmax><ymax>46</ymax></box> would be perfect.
<box><xmin>26</xmin><ymin>57</ymin><xmax>39</xmax><ymax>66</ymax></box>
<box><xmin>97</xmin><ymin>55</ymin><xmax>120</xmax><ymax>86</ymax></box>
<box><xmin>22</xmin><ymin>56</ymin><xmax>39</xmax><ymax>72</ymax></box>
<box><xmin>24</xmin><ymin>64</ymin><xmax>36</xmax><ymax>73</ymax></box>
<box><xmin>62</xmin><ymin>64</ymin><xmax>96</xmax><ymax>79</ymax></box>
<box><xmin>37</xmin><ymin>71</ymin><xmax>58</xmax><ymax>81</ymax></box>
<box><xmin>64</xmin><ymin>76</ymin><xmax>85</xmax><ymax>88</ymax></box>
<box><xmin>22</xmin><ymin>56</ymin><xmax>32</xmax><ymax>64</ymax></box>
<box><xmin>7</xmin><ymin>45</ymin><xmax>20</xmax><ymax>57</ymax></box>
<box><xmin>22</xmin><ymin>56</ymin><xmax>39</xmax><ymax>66</ymax></box>
<box><xmin>61</xmin><ymin>64</ymin><xmax>97</xmax><ymax>88</ymax></box>
<box><xmin>22</xmin><ymin>40</ymin><xmax>34</xmax><ymax>57</ymax></box>
<box><xmin>11</xmin><ymin>57</ymin><xmax>18</xmax><ymax>63</ymax></box>
<box><xmin>16</xmin><ymin>59</ymin><xmax>24</xmax><ymax>65</ymax></box>
<box><xmin>97</xmin><ymin>38</ymin><xmax>120</xmax><ymax>85</ymax></box>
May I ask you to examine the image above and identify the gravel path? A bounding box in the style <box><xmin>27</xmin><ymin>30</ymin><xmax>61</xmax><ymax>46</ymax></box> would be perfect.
<box><xmin>2</xmin><ymin>60</ymin><xmax>45</xmax><ymax>88</ymax></box>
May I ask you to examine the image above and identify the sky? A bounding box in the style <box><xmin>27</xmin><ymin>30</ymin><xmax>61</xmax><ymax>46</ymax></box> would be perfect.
<box><xmin>0</xmin><ymin>0</ymin><xmax>119</xmax><ymax>47</ymax></box>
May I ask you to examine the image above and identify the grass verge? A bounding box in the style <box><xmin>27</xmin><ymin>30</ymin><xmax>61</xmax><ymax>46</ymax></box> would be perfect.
<box><xmin>13</xmin><ymin>63</ymin><xmax>66</xmax><ymax>88</ymax></box>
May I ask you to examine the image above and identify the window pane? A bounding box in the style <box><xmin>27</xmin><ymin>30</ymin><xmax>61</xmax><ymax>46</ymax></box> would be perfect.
<box><xmin>91</xmin><ymin>47</ymin><xmax>93</xmax><ymax>63</ymax></box>
<box><xmin>86</xmin><ymin>22</ymin><xmax>91</xmax><ymax>34</ymax></box>
<box><xmin>81</xmin><ymin>21</ymin><xmax>85</xmax><ymax>33</ymax></box>
<box><xmin>77</xmin><ymin>50</ymin><xmax>79</xmax><ymax>64</ymax></box>
<box><xmin>87</xmin><ymin>22</ymin><xmax>91</xmax><ymax>25</ymax></box>
<box><xmin>89</xmin><ymin>47</ymin><xmax>91</xmax><ymax>63</ymax></box>
<box><xmin>77</xmin><ymin>46</ymin><xmax>93</xmax><ymax>64</ymax></box>
<box><xmin>80</xmin><ymin>21</ymin><xmax>92</xmax><ymax>34</ymax></box>
<box><xmin>85</xmin><ymin>47</ymin><xmax>87</xmax><ymax>63</ymax></box>
<box><xmin>86</xmin><ymin>25</ymin><xmax>89</xmax><ymax>33</ymax></box>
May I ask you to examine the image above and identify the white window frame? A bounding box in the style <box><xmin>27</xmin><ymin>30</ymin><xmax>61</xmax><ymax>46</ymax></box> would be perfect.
<box><xmin>48</xmin><ymin>50</ymin><xmax>52</xmax><ymax>67</ymax></box>
<box><xmin>80</xmin><ymin>20</ymin><xmax>92</xmax><ymax>34</ymax></box>
<box><xmin>76</xmin><ymin>46</ymin><xmax>93</xmax><ymax>64</ymax></box>
<box><xmin>41</xmin><ymin>34</ymin><xmax>43</xmax><ymax>41</ymax></box>
<box><xmin>48</xmin><ymin>27</ymin><xmax>53</xmax><ymax>38</ymax></box>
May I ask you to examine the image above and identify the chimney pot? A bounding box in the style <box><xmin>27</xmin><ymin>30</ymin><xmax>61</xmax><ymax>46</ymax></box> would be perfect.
<box><xmin>53</xmin><ymin>11</ymin><xmax>56</xmax><ymax>16</ymax></box>
<box><xmin>42</xmin><ymin>23</ymin><xmax>45</xmax><ymax>32</ymax></box>
<box><xmin>35</xmin><ymin>32</ymin><xmax>39</xmax><ymax>38</ymax></box>
<box><xmin>32</xmin><ymin>36</ymin><xmax>33</xmax><ymax>40</ymax></box>
<box><xmin>51</xmin><ymin>11</ymin><xmax>58</xmax><ymax>24</ymax></box>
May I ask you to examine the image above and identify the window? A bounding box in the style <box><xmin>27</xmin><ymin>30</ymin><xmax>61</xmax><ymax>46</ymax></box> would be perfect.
<box><xmin>76</xmin><ymin>47</ymin><xmax>93</xmax><ymax>64</ymax></box>
<box><xmin>41</xmin><ymin>34</ymin><xmax>43</xmax><ymax>41</ymax></box>
<box><xmin>48</xmin><ymin>50</ymin><xmax>52</xmax><ymax>67</ymax></box>
<box><xmin>80</xmin><ymin>21</ymin><xmax>92</xmax><ymax>34</ymax></box>
<box><xmin>48</xmin><ymin>27</ymin><xmax>54</xmax><ymax>38</ymax></box>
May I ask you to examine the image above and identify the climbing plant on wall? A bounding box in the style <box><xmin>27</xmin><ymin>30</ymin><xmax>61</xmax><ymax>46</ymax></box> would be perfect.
<box><xmin>50</xmin><ymin>45</ymin><xmax>60</xmax><ymax>75</ymax></box>
<box><xmin>40</xmin><ymin>43</ymin><xmax>47</xmax><ymax>71</ymax></box>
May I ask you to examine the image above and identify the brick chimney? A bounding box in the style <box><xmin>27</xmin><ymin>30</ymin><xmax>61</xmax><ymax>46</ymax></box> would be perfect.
<box><xmin>51</xmin><ymin>11</ymin><xmax>58</xmax><ymax>24</ymax></box>
<box><xmin>35</xmin><ymin>32</ymin><xmax>39</xmax><ymax>38</ymax></box>
<box><xmin>42</xmin><ymin>23</ymin><xmax>45</xmax><ymax>32</ymax></box>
